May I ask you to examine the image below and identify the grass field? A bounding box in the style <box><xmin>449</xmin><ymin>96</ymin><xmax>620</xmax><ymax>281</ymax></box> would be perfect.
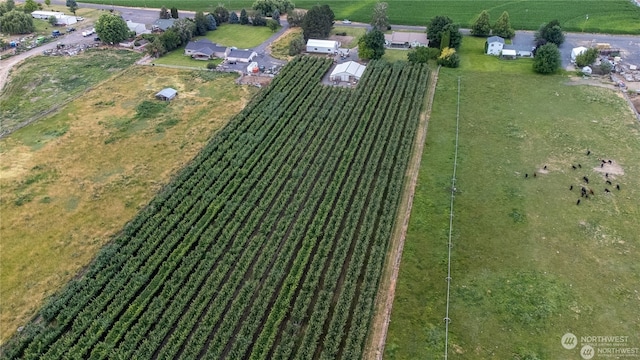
<box><xmin>269</xmin><ymin>28</ymin><xmax>301</xmax><ymax>60</ymax></box>
<box><xmin>382</xmin><ymin>49</ymin><xmax>409</xmax><ymax>63</ymax></box>
<box><xmin>81</xmin><ymin>0</ymin><xmax>640</xmax><ymax>34</ymax></box>
<box><xmin>0</xmin><ymin>66</ymin><xmax>258</xmax><ymax>344</ymax></box>
<box><xmin>151</xmin><ymin>48</ymin><xmax>223</xmax><ymax>68</ymax></box>
<box><xmin>0</xmin><ymin>50</ymin><xmax>141</xmax><ymax>135</ymax></box>
<box><xmin>204</xmin><ymin>23</ymin><xmax>274</xmax><ymax>49</ymax></box>
<box><xmin>385</xmin><ymin>38</ymin><xmax>640</xmax><ymax>359</ymax></box>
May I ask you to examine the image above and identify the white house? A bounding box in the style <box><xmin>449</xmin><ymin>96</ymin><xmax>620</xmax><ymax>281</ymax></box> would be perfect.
<box><xmin>383</xmin><ymin>32</ymin><xmax>428</xmax><ymax>48</ymax></box>
<box><xmin>486</xmin><ymin>36</ymin><xmax>505</xmax><ymax>55</ymax></box>
<box><xmin>330</xmin><ymin>61</ymin><xmax>366</xmax><ymax>82</ymax></box>
<box><xmin>126</xmin><ymin>20</ymin><xmax>150</xmax><ymax>35</ymax></box>
<box><xmin>571</xmin><ymin>46</ymin><xmax>588</xmax><ymax>62</ymax></box>
<box><xmin>306</xmin><ymin>39</ymin><xmax>340</xmax><ymax>54</ymax></box>
<box><xmin>226</xmin><ymin>49</ymin><xmax>258</xmax><ymax>63</ymax></box>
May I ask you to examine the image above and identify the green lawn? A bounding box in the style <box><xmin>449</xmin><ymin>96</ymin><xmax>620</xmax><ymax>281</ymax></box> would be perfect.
<box><xmin>204</xmin><ymin>24</ymin><xmax>274</xmax><ymax>49</ymax></box>
<box><xmin>382</xmin><ymin>49</ymin><xmax>409</xmax><ymax>63</ymax></box>
<box><xmin>385</xmin><ymin>38</ymin><xmax>640</xmax><ymax>359</ymax></box>
<box><xmin>152</xmin><ymin>47</ymin><xmax>223</xmax><ymax>68</ymax></box>
<box><xmin>80</xmin><ymin>0</ymin><xmax>640</xmax><ymax>34</ymax></box>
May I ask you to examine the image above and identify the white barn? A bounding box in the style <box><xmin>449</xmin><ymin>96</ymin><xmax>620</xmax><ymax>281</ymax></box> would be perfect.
<box><xmin>330</xmin><ymin>61</ymin><xmax>366</xmax><ymax>82</ymax></box>
<box><xmin>31</xmin><ymin>10</ymin><xmax>61</xmax><ymax>19</ymax></box>
<box><xmin>486</xmin><ymin>36</ymin><xmax>505</xmax><ymax>55</ymax></box>
<box><xmin>55</xmin><ymin>15</ymin><xmax>77</xmax><ymax>26</ymax></box>
<box><xmin>306</xmin><ymin>39</ymin><xmax>340</xmax><ymax>54</ymax></box>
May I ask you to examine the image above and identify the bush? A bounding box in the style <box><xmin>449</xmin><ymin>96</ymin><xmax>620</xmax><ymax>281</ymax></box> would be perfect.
<box><xmin>207</xmin><ymin>62</ymin><xmax>216</xmax><ymax>70</ymax></box>
<box><xmin>288</xmin><ymin>34</ymin><xmax>305</xmax><ymax>56</ymax></box>
<box><xmin>437</xmin><ymin>47</ymin><xmax>460</xmax><ymax>68</ymax></box>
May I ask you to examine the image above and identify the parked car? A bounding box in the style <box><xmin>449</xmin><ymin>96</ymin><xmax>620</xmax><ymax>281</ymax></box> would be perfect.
<box><xmin>94</xmin><ymin>36</ymin><xmax>100</xmax><ymax>42</ymax></box>
<box><xmin>76</xmin><ymin>16</ymin><xmax>84</xmax><ymax>21</ymax></box>
<box><xmin>51</xmin><ymin>30</ymin><xmax>61</xmax><ymax>37</ymax></box>
<box><xmin>66</xmin><ymin>27</ymin><xmax>76</xmax><ymax>33</ymax></box>
<box><xmin>343</xmin><ymin>19</ymin><xmax>351</xmax><ymax>24</ymax></box>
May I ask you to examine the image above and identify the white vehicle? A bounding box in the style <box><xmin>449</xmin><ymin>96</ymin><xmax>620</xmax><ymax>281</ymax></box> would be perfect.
<box><xmin>76</xmin><ymin>16</ymin><xmax>85</xmax><ymax>21</ymax></box>
<box><xmin>82</xmin><ymin>28</ymin><xmax>95</xmax><ymax>37</ymax></box>
<box><xmin>342</xmin><ymin>19</ymin><xmax>351</xmax><ymax>24</ymax></box>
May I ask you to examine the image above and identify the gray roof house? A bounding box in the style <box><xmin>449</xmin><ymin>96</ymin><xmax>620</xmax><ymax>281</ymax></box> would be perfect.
<box><xmin>383</xmin><ymin>32</ymin><xmax>428</xmax><ymax>48</ymax></box>
<box><xmin>156</xmin><ymin>88</ymin><xmax>177</xmax><ymax>101</ymax></box>
<box><xmin>152</xmin><ymin>18</ymin><xmax>176</xmax><ymax>31</ymax></box>
<box><xmin>486</xmin><ymin>36</ymin><xmax>505</xmax><ymax>55</ymax></box>
<box><xmin>126</xmin><ymin>20</ymin><xmax>150</xmax><ymax>35</ymax></box>
<box><xmin>226</xmin><ymin>49</ymin><xmax>258</xmax><ymax>63</ymax></box>
<box><xmin>185</xmin><ymin>39</ymin><xmax>228</xmax><ymax>60</ymax></box>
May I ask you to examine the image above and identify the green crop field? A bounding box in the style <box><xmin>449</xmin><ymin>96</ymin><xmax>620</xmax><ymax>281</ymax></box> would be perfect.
<box><xmin>2</xmin><ymin>57</ymin><xmax>430</xmax><ymax>359</ymax></box>
<box><xmin>82</xmin><ymin>0</ymin><xmax>640</xmax><ymax>33</ymax></box>
<box><xmin>385</xmin><ymin>39</ymin><xmax>640</xmax><ymax>359</ymax></box>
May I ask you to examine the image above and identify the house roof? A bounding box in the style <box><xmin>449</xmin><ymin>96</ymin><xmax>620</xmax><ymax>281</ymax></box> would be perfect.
<box><xmin>186</xmin><ymin>39</ymin><xmax>227</xmax><ymax>55</ymax></box>
<box><xmin>307</xmin><ymin>39</ymin><xmax>339</xmax><ymax>48</ymax></box>
<box><xmin>126</xmin><ymin>20</ymin><xmax>149</xmax><ymax>34</ymax></box>
<box><xmin>384</xmin><ymin>32</ymin><xmax>428</xmax><ymax>44</ymax></box>
<box><xmin>487</xmin><ymin>36</ymin><xmax>505</xmax><ymax>44</ymax></box>
<box><xmin>227</xmin><ymin>49</ymin><xmax>257</xmax><ymax>59</ymax></box>
<box><xmin>331</xmin><ymin>61</ymin><xmax>366</xmax><ymax>79</ymax></box>
<box><xmin>156</xmin><ymin>88</ymin><xmax>177</xmax><ymax>99</ymax></box>
<box><xmin>153</xmin><ymin>18</ymin><xmax>176</xmax><ymax>31</ymax></box>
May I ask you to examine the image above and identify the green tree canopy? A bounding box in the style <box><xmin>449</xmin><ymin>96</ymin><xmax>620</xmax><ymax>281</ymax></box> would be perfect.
<box><xmin>229</xmin><ymin>11</ymin><xmax>239</xmax><ymax>24</ymax></box>
<box><xmin>23</xmin><ymin>0</ymin><xmax>38</xmax><ymax>13</ymax></box>
<box><xmin>535</xmin><ymin>20</ymin><xmax>565</xmax><ymax>46</ymax></box>
<box><xmin>252</xmin><ymin>0</ymin><xmax>293</xmax><ymax>17</ymax></box>
<box><xmin>194</xmin><ymin>11</ymin><xmax>207</xmax><ymax>36</ymax></box>
<box><xmin>48</xmin><ymin>15</ymin><xmax>57</xmax><ymax>25</ymax></box>
<box><xmin>44</xmin><ymin>0</ymin><xmax>50</xmax><ymax>7</ymax></box>
<box><xmin>533</xmin><ymin>43</ymin><xmax>561</xmax><ymax>74</ymax></box>
<box><xmin>213</xmin><ymin>5</ymin><xmax>229</xmax><ymax>24</ymax></box>
<box><xmin>159</xmin><ymin>28</ymin><xmax>180</xmax><ymax>51</ymax></box>
<box><xmin>171</xmin><ymin>18</ymin><xmax>196</xmax><ymax>44</ymax></box>
<box><xmin>253</xmin><ymin>12</ymin><xmax>266</xmax><ymax>26</ymax></box>
<box><xmin>205</xmin><ymin>13</ymin><xmax>217</xmax><ymax>30</ymax></box>
<box><xmin>170</xmin><ymin>7</ymin><xmax>178</xmax><ymax>19</ymax></box>
<box><xmin>287</xmin><ymin>9</ymin><xmax>305</xmax><ymax>27</ymax></box>
<box><xmin>358</xmin><ymin>29</ymin><xmax>385</xmax><ymax>60</ymax></box>
<box><xmin>95</xmin><ymin>13</ymin><xmax>129</xmax><ymax>44</ymax></box>
<box><xmin>159</xmin><ymin>6</ymin><xmax>170</xmax><ymax>19</ymax></box>
<box><xmin>371</xmin><ymin>2</ymin><xmax>389</xmax><ymax>31</ymax></box>
<box><xmin>575</xmin><ymin>47</ymin><xmax>599</xmax><ymax>67</ymax></box>
<box><xmin>407</xmin><ymin>46</ymin><xmax>440</xmax><ymax>64</ymax></box>
<box><xmin>65</xmin><ymin>0</ymin><xmax>78</xmax><ymax>15</ymax></box>
<box><xmin>146</xmin><ymin>37</ymin><xmax>166</xmax><ymax>57</ymax></box>
<box><xmin>302</xmin><ymin>4</ymin><xmax>334</xmax><ymax>40</ymax></box>
<box><xmin>427</xmin><ymin>15</ymin><xmax>462</xmax><ymax>50</ymax></box>
<box><xmin>470</xmin><ymin>10</ymin><xmax>491</xmax><ymax>37</ymax></box>
<box><xmin>267</xmin><ymin>19</ymin><xmax>278</xmax><ymax>31</ymax></box>
<box><xmin>0</xmin><ymin>9</ymin><xmax>35</xmax><ymax>34</ymax></box>
<box><xmin>493</xmin><ymin>11</ymin><xmax>514</xmax><ymax>38</ymax></box>
<box><xmin>288</xmin><ymin>33</ymin><xmax>305</xmax><ymax>55</ymax></box>
<box><xmin>437</xmin><ymin>47</ymin><xmax>460</xmax><ymax>68</ymax></box>
<box><xmin>240</xmin><ymin>8</ymin><xmax>249</xmax><ymax>25</ymax></box>
<box><xmin>272</xmin><ymin>8</ymin><xmax>280</xmax><ymax>25</ymax></box>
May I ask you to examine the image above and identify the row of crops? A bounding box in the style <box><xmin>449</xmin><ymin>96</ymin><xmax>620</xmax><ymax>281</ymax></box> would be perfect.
<box><xmin>2</xmin><ymin>56</ymin><xmax>430</xmax><ymax>359</ymax></box>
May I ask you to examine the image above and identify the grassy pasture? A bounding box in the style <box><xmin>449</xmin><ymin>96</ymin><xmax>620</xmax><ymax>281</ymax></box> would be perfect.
<box><xmin>385</xmin><ymin>39</ymin><xmax>640</xmax><ymax>359</ymax></box>
<box><xmin>0</xmin><ymin>65</ymin><xmax>257</xmax><ymax>344</ymax></box>
<box><xmin>269</xmin><ymin>28</ymin><xmax>301</xmax><ymax>60</ymax></box>
<box><xmin>0</xmin><ymin>50</ymin><xmax>141</xmax><ymax>135</ymax></box>
<box><xmin>81</xmin><ymin>0</ymin><xmax>640</xmax><ymax>33</ymax></box>
<box><xmin>151</xmin><ymin>48</ymin><xmax>223</xmax><ymax>68</ymax></box>
<box><xmin>204</xmin><ymin>23</ymin><xmax>274</xmax><ymax>49</ymax></box>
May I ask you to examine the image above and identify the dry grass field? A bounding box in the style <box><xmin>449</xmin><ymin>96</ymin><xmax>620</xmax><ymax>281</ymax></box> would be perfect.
<box><xmin>0</xmin><ymin>65</ymin><xmax>258</xmax><ymax>343</ymax></box>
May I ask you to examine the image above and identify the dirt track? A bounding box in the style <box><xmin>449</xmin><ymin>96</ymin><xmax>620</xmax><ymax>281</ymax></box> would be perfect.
<box><xmin>363</xmin><ymin>66</ymin><xmax>440</xmax><ymax>360</ymax></box>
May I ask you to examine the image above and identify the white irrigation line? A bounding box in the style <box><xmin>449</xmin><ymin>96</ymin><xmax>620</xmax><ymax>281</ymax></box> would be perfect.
<box><xmin>444</xmin><ymin>76</ymin><xmax>461</xmax><ymax>360</ymax></box>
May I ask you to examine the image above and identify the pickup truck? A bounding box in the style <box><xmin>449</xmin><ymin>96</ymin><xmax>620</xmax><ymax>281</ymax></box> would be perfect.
<box><xmin>82</xmin><ymin>28</ymin><xmax>95</xmax><ymax>37</ymax></box>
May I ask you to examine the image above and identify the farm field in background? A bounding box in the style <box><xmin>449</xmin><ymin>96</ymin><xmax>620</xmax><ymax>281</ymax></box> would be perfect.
<box><xmin>386</xmin><ymin>40</ymin><xmax>640</xmax><ymax>359</ymax></box>
<box><xmin>0</xmin><ymin>50</ymin><xmax>141</xmax><ymax>135</ymax></box>
<box><xmin>80</xmin><ymin>0</ymin><xmax>640</xmax><ymax>33</ymax></box>
<box><xmin>0</xmin><ymin>66</ymin><xmax>257</xmax><ymax>344</ymax></box>
<box><xmin>2</xmin><ymin>57</ymin><xmax>430</xmax><ymax>359</ymax></box>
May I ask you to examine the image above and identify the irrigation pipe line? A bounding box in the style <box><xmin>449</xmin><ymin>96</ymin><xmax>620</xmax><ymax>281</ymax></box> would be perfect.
<box><xmin>444</xmin><ymin>76</ymin><xmax>461</xmax><ymax>360</ymax></box>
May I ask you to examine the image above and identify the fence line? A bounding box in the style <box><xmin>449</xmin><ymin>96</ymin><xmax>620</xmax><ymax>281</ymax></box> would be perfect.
<box><xmin>444</xmin><ymin>76</ymin><xmax>461</xmax><ymax>360</ymax></box>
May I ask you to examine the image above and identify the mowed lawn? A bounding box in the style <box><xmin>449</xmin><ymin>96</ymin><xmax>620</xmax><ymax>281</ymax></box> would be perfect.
<box><xmin>0</xmin><ymin>66</ymin><xmax>258</xmax><ymax>344</ymax></box>
<box><xmin>80</xmin><ymin>0</ymin><xmax>640</xmax><ymax>33</ymax></box>
<box><xmin>204</xmin><ymin>24</ymin><xmax>274</xmax><ymax>49</ymax></box>
<box><xmin>385</xmin><ymin>40</ymin><xmax>640</xmax><ymax>359</ymax></box>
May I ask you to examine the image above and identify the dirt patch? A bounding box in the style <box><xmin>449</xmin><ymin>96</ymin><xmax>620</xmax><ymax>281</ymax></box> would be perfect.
<box><xmin>329</xmin><ymin>35</ymin><xmax>355</xmax><ymax>48</ymax></box>
<box><xmin>593</xmin><ymin>161</ymin><xmax>624</xmax><ymax>176</ymax></box>
<box><xmin>628</xmin><ymin>93</ymin><xmax>640</xmax><ymax>114</ymax></box>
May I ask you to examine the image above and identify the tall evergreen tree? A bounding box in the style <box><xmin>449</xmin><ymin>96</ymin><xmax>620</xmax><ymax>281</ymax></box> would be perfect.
<box><xmin>427</xmin><ymin>15</ymin><xmax>462</xmax><ymax>50</ymax></box>
<box><xmin>170</xmin><ymin>7</ymin><xmax>178</xmax><ymax>19</ymax></box>
<box><xmin>159</xmin><ymin>6</ymin><xmax>170</xmax><ymax>19</ymax></box>
<box><xmin>470</xmin><ymin>10</ymin><xmax>491</xmax><ymax>37</ymax></box>
<box><xmin>358</xmin><ymin>28</ymin><xmax>385</xmax><ymax>60</ymax></box>
<box><xmin>271</xmin><ymin>9</ymin><xmax>280</xmax><ymax>25</ymax></box>
<box><xmin>535</xmin><ymin>20</ymin><xmax>564</xmax><ymax>46</ymax></box>
<box><xmin>194</xmin><ymin>11</ymin><xmax>207</xmax><ymax>36</ymax></box>
<box><xmin>370</xmin><ymin>2</ymin><xmax>389</xmax><ymax>31</ymax></box>
<box><xmin>301</xmin><ymin>4</ymin><xmax>334</xmax><ymax>40</ymax></box>
<box><xmin>240</xmin><ymin>8</ymin><xmax>249</xmax><ymax>25</ymax></box>
<box><xmin>493</xmin><ymin>11</ymin><xmax>514</xmax><ymax>39</ymax></box>
<box><xmin>229</xmin><ymin>11</ymin><xmax>239</xmax><ymax>24</ymax></box>
<box><xmin>533</xmin><ymin>43</ymin><xmax>561</xmax><ymax>74</ymax></box>
<box><xmin>213</xmin><ymin>5</ymin><xmax>229</xmax><ymax>24</ymax></box>
<box><xmin>206</xmin><ymin>13</ymin><xmax>217</xmax><ymax>30</ymax></box>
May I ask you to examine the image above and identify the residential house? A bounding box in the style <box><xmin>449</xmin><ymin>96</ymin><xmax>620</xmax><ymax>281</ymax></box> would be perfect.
<box><xmin>185</xmin><ymin>39</ymin><xmax>228</xmax><ymax>60</ymax></box>
<box><xmin>152</xmin><ymin>18</ymin><xmax>176</xmax><ymax>32</ymax></box>
<box><xmin>383</xmin><ymin>32</ymin><xmax>428</xmax><ymax>48</ymax></box>
<box><xmin>126</xmin><ymin>20</ymin><xmax>150</xmax><ymax>35</ymax></box>
<box><xmin>486</xmin><ymin>36</ymin><xmax>505</xmax><ymax>55</ymax></box>
<box><xmin>226</xmin><ymin>49</ymin><xmax>258</xmax><ymax>63</ymax></box>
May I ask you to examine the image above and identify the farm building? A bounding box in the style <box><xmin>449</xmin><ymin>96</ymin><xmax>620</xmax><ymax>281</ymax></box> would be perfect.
<box><xmin>185</xmin><ymin>39</ymin><xmax>228</xmax><ymax>60</ymax></box>
<box><xmin>226</xmin><ymin>49</ymin><xmax>258</xmax><ymax>63</ymax></box>
<box><xmin>31</xmin><ymin>10</ymin><xmax>62</xmax><ymax>19</ymax></box>
<box><xmin>571</xmin><ymin>46</ymin><xmax>588</xmax><ymax>62</ymax></box>
<box><xmin>306</xmin><ymin>39</ymin><xmax>340</xmax><ymax>54</ymax></box>
<box><xmin>152</xmin><ymin>18</ymin><xmax>176</xmax><ymax>32</ymax></box>
<box><xmin>486</xmin><ymin>36</ymin><xmax>505</xmax><ymax>55</ymax></box>
<box><xmin>155</xmin><ymin>88</ymin><xmax>177</xmax><ymax>101</ymax></box>
<box><xmin>126</xmin><ymin>20</ymin><xmax>150</xmax><ymax>35</ymax></box>
<box><xmin>330</xmin><ymin>61</ymin><xmax>366</xmax><ymax>82</ymax></box>
<box><xmin>384</xmin><ymin>32</ymin><xmax>428</xmax><ymax>48</ymax></box>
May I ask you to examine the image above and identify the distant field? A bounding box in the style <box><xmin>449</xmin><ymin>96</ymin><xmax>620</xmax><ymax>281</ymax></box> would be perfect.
<box><xmin>385</xmin><ymin>38</ymin><xmax>640</xmax><ymax>359</ymax></box>
<box><xmin>81</xmin><ymin>0</ymin><xmax>640</xmax><ymax>33</ymax></box>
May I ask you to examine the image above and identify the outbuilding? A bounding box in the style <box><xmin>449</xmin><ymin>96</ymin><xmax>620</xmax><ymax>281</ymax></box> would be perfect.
<box><xmin>226</xmin><ymin>49</ymin><xmax>258</xmax><ymax>63</ymax></box>
<box><xmin>306</xmin><ymin>39</ymin><xmax>340</xmax><ymax>54</ymax></box>
<box><xmin>155</xmin><ymin>88</ymin><xmax>177</xmax><ymax>101</ymax></box>
<box><xmin>31</xmin><ymin>10</ymin><xmax>61</xmax><ymax>19</ymax></box>
<box><xmin>486</xmin><ymin>36</ymin><xmax>505</xmax><ymax>55</ymax></box>
<box><xmin>55</xmin><ymin>15</ymin><xmax>77</xmax><ymax>26</ymax></box>
<box><xmin>501</xmin><ymin>49</ymin><xmax>517</xmax><ymax>59</ymax></box>
<box><xmin>126</xmin><ymin>20</ymin><xmax>150</xmax><ymax>35</ymax></box>
<box><xmin>330</xmin><ymin>61</ymin><xmax>366</xmax><ymax>82</ymax></box>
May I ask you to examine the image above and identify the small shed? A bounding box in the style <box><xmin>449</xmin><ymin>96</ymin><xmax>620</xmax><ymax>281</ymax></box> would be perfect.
<box><xmin>571</xmin><ymin>47</ymin><xmax>588</xmax><ymax>62</ymax></box>
<box><xmin>155</xmin><ymin>88</ymin><xmax>177</xmax><ymax>101</ymax></box>
<box><xmin>486</xmin><ymin>36</ymin><xmax>505</xmax><ymax>55</ymax></box>
<box><xmin>330</xmin><ymin>61</ymin><xmax>366</xmax><ymax>82</ymax></box>
<box><xmin>55</xmin><ymin>15</ymin><xmax>77</xmax><ymax>25</ymax></box>
<box><xmin>306</xmin><ymin>39</ymin><xmax>340</xmax><ymax>54</ymax></box>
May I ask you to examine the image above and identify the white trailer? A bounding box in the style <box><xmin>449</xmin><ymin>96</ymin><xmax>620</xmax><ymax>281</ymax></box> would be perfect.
<box><xmin>31</xmin><ymin>10</ymin><xmax>62</xmax><ymax>20</ymax></box>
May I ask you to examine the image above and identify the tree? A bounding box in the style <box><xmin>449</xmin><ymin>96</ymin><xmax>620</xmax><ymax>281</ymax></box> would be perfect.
<box><xmin>194</xmin><ymin>11</ymin><xmax>207</xmax><ymax>36</ymax></box>
<box><xmin>288</xmin><ymin>33</ymin><xmax>305</xmax><ymax>55</ymax></box>
<box><xmin>533</xmin><ymin>43</ymin><xmax>561</xmax><ymax>74</ymax></box>
<box><xmin>407</xmin><ymin>46</ymin><xmax>440</xmax><ymax>64</ymax></box>
<box><xmin>492</xmin><ymin>11</ymin><xmax>514</xmax><ymax>39</ymax></box>
<box><xmin>159</xmin><ymin>6</ymin><xmax>170</xmax><ymax>19</ymax></box>
<box><xmin>65</xmin><ymin>0</ymin><xmax>78</xmax><ymax>15</ymax></box>
<box><xmin>575</xmin><ymin>47</ymin><xmax>599</xmax><ymax>67</ymax></box>
<box><xmin>146</xmin><ymin>37</ymin><xmax>166</xmax><ymax>57</ymax></box>
<box><xmin>95</xmin><ymin>13</ymin><xmax>129</xmax><ymax>44</ymax></box>
<box><xmin>252</xmin><ymin>12</ymin><xmax>266</xmax><ymax>26</ymax></box>
<box><xmin>287</xmin><ymin>9</ymin><xmax>305</xmax><ymax>27</ymax></box>
<box><xmin>271</xmin><ymin>9</ymin><xmax>280</xmax><ymax>25</ymax></box>
<box><xmin>427</xmin><ymin>16</ymin><xmax>462</xmax><ymax>50</ymax></box>
<box><xmin>0</xmin><ymin>10</ymin><xmax>35</xmax><ymax>34</ymax></box>
<box><xmin>371</xmin><ymin>2</ymin><xmax>389</xmax><ymax>31</ymax></box>
<box><xmin>160</xmin><ymin>28</ymin><xmax>180</xmax><ymax>50</ymax></box>
<box><xmin>535</xmin><ymin>20</ymin><xmax>564</xmax><ymax>47</ymax></box>
<box><xmin>171</xmin><ymin>18</ymin><xmax>196</xmax><ymax>44</ymax></box>
<box><xmin>599</xmin><ymin>61</ymin><xmax>613</xmax><ymax>75</ymax></box>
<box><xmin>301</xmin><ymin>5</ymin><xmax>334</xmax><ymax>40</ymax></box>
<box><xmin>239</xmin><ymin>8</ymin><xmax>248</xmax><ymax>25</ymax></box>
<box><xmin>358</xmin><ymin>29</ymin><xmax>385</xmax><ymax>60</ymax></box>
<box><xmin>229</xmin><ymin>11</ymin><xmax>239</xmax><ymax>24</ymax></box>
<box><xmin>213</xmin><ymin>5</ymin><xmax>229</xmax><ymax>24</ymax></box>
<box><xmin>170</xmin><ymin>7</ymin><xmax>178</xmax><ymax>19</ymax></box>
<box><xmin>48</xmin><ymin>15</ymin><xmax>57</xmax><ymax>26</ymax></box>
<box><xmin>44</xmin><ymin>0</ymin><xmax>50</xmax><ymax>8</ymax></box>
<box><xmin>23</xmin><ymin>0</ymin><xmax>38</xmax><ymax>13</ymax></box>
<box><xmin>437</xmin><ymin>47</ymin><xmax>460</xmax><ymax>68</ymax></box>
<box><xmin>252</xmin><ymin>0</ymin><xmax>293</xmax><ymax>17</ymax></box>
<box><xmin>470</xmin><ymin>10</ymin><xmax>491</xmax><ymax>37</ymax></box>
<box><xmin>205</xmin><ymin>14</ymin><xmax>217</xmax><ymax>30</ymax></box>
<box><xmin>267</xmin><ymin>19</ymin><xmax>278</xmax><ymax>31</ymax></box>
